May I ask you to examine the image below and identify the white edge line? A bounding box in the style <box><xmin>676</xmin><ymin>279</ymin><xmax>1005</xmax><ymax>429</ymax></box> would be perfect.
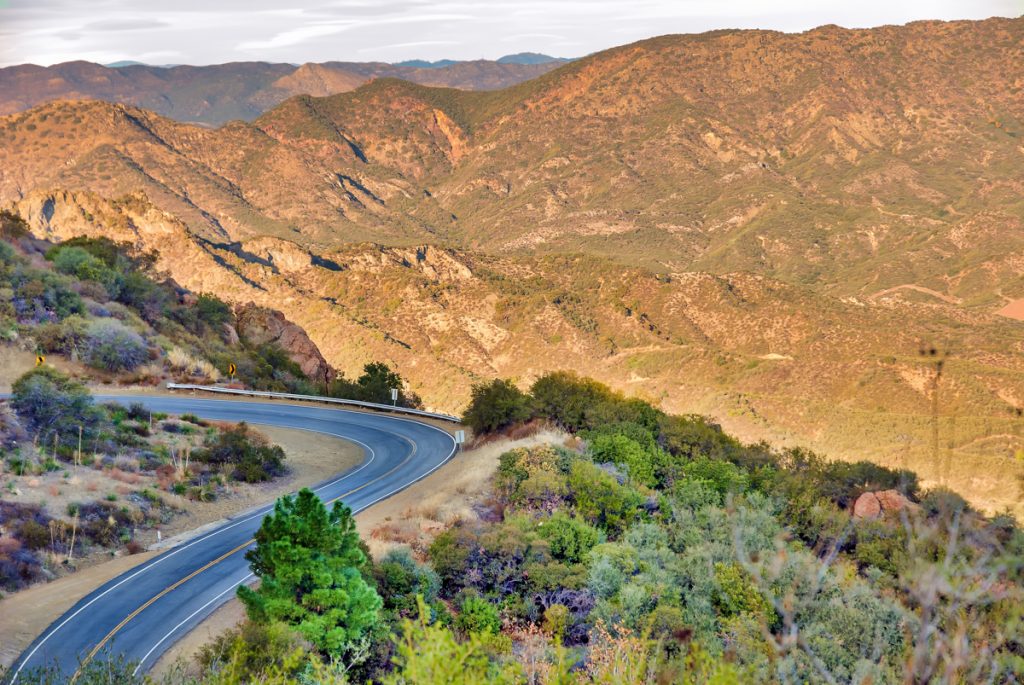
<box><xmin>12</xmin><ymin>398</ymin><xmax>457</xmax><ymax>681</ymax></box>
<box><xmin>10</xmin><ymin>423</ymin><xmax>376</xmax><ymax>681</ymax></box>
<box><xmin>130</xmin><ymin>424</ymin><xmax>457</xmax><ymax>676</ymax></box>
<box><xmin>132</xmin><ymin>573</ymin><xmax>255</xmax><ymax>676</ymax></box>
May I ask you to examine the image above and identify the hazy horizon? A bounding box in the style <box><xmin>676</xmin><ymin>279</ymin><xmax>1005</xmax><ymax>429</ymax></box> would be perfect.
<box><xmin>0</xmin><ymin>0</ymin><xmax>1019</xmax><ymax>68</ymax></box>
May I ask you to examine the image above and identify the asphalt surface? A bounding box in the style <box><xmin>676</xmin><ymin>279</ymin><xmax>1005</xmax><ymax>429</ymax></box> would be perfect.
<box><xmin>7</xmin><ymin>396</ymin><xmax>457</xmax><ymax>682</ymax></box>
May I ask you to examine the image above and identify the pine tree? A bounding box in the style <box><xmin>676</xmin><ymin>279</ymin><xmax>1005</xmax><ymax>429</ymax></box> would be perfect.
<box><xmin>238</xmin><ymin>488</ymin><xmax>382</xmax><ymax>658</ymax></box>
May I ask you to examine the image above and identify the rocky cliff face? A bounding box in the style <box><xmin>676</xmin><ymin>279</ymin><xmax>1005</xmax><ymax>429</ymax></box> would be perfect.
<box><xmin>233</xmin><ymin>304</ymin><xmax>336</xmax><ymax>385</ymax></box>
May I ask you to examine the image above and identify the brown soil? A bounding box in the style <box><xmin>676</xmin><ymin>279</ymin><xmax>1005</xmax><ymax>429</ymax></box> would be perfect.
<box><xmin>996</xmin><ymin>298</ymin><xmax>1024</xmax><ymax>321</ymax></box>
<box><xmin>0</xmin><ymin>425</ymin><xmax>361</xmax><ymax>669</ymax></box>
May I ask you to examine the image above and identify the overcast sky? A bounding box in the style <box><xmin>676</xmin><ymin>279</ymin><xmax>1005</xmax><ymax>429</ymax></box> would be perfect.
<box><xmin>0</xmin><ymin>0</ymin><xmax>1020</xmax><ymax>67</ymax></box>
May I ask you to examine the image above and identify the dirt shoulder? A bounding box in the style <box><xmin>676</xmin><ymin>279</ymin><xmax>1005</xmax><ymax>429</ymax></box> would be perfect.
<box><xmin>150</xmin><ymin>429</ymin><xmax>568</xmax><ymax>678</ymax></box>
<box><xmin>0</xmin><ymin>425</ymin><xmax>362</xmax><ymax>670</ymax></box>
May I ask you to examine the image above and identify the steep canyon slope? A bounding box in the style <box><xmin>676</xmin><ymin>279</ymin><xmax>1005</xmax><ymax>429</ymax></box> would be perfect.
<box><xmin>1</xmin><ymin>17</ymin><xmax>1023</xmax><ymax>513</ymax></box>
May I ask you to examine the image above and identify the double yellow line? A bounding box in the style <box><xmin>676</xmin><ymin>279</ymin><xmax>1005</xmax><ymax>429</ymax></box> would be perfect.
<box><xmin>72</xmin><ymin>439</ymin><xmax>420</xmax><ymax>681</ymax></box>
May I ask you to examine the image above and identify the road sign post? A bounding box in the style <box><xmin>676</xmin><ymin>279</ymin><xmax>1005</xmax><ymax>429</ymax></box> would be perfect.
<box><xmin>35</xmin><ymin>354</ymin><xmax>45</xmax><ymax>367</ymax></box>
<box><xmin>390</xmin><ymin>388</ymin><xmax>398</xmax><ymax>406</ymax></box>
<box><xmin>227</xmin><ymin>362</ymin><xmax>236</xmax><ymax>381</ymax></box>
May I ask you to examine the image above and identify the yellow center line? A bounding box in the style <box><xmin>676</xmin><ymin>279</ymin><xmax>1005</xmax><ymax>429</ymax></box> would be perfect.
<box><xmin>71</xmin><ymin>439</ymin><xmax>418</xmax><ymax>681</ymax></box>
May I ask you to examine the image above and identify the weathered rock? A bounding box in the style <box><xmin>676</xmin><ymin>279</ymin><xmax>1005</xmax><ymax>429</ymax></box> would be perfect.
<box><xmin>222</xmin><ymin>323</ymin><xmax>241</xmax><ymax>346</ymax></box>
<box><xmin>853</xmin><ymin>492</ymin><xmax>882</xmax><ymax>520</ymax></box>
<box><xmin>234</xmin><ymin>303</ymin><xmax>336</xmax><ymax>384</ymax></box>
<box><xmin>852</xmin><ymin>489</ymin><xmax>918</xmax><ymax>520</ymax></box>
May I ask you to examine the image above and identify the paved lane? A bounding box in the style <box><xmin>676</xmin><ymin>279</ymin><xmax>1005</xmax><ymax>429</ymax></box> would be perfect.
<box><xmin>7</xmin><ymin>396</ymin><xmax>457</xmax><ymax>681</ymax></box>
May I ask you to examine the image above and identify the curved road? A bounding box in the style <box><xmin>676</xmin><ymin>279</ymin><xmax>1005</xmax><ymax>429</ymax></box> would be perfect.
<box><xmin>7</xmin><ymin>396</ymin><xmax>457</xmax><ymax>682</ymax></box>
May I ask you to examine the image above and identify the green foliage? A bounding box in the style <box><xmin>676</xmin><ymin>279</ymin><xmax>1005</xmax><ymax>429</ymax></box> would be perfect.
<box><xmin>197</xmin><ymin>620</ymin><xmax>308</xmax><ymax>683</ymax></box>
<box><xmin>529</xmin><ymin>371</ymin><xmax>661</xmax><ymax>433</ymax></box>
<box><xmin>11</xmin><ymin>367</ymin><xmax>103</xmax><ymax>449</ymax></box>
<box><xmin>567</xmin><ymin>460</ymin><xmax>644</xmax><ymax>535</ymax></box>
<box><xmin>330</xmin><ymin>362</ymin><xmax>422</xmax><ymax>408</ymax></box>
<box><xmin>0</xmin><ymin>210</ymin><xmax>30</xmax><ymax>240</ymax></box>
<box><xmin>454</xmin><ymin>595</ymin><xmax>501</xmax><ymax>635</ymax></box>
<box><xmin>712</xmin><ymin>562</ymin><xmax>773</xmax><ymax>621</ymax></box>
<box><xmin>588</xmin><ymin>432</ymin><xmax>656</xmax><ymax>487</ymax></box>
<box><xmin>193</xmin><ymin>422</ymin><xmax>286</xmax><ymax>483</ymax></box>
<box><xmin>195</xmin><ymin>294</ymin><xmax>232</xmax><ymax>329</ymax></box>
<box><xmin>83</xmin><ymin>318</ymin><xmax>149</xmax><ymax>372</ymax></box>
<box><xmin>682</xmin><ymin>458</ymin><xmax>749</xmax><ymax>499</ymax></box>
<box><xmin>374</xmin><ymin>547</ymin><xmax>441</xmax><ymax>618</ymax></box>
<box><xmin>461</xmin><ymin>378</ymin><xmax>533</xmax><ymax>433</ymax></box>
<box><xmin>383</xmin><ymin>597</ymin><xmax>521</xmax><ymax>685</ymax></box>
<box><xmin>537</xmin><ymin>512</ymin><xmax>604</xmax><ymax>563</ymax></box>
<box><xmin>238</xmin><ymin>489</ymin><xmax>382</xmax><ymax>658</ymax></box>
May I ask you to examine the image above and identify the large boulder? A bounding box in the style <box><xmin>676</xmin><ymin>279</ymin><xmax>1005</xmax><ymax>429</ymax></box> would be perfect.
<box><xmin>234</xmin><ymin>303</ymin><xmax>336</xmax><ymax>384</ymax></box>
<box><xmin>852</xmin><ymin>489</ymin><xmax>919</xmax><ymax>520</ymax></box>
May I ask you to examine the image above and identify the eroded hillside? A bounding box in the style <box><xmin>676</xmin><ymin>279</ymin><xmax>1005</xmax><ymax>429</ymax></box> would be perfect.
<box><xmin>1</xmin><ymin>17</ymin><xmax>1023</xmax><ymax>514</ymax></box>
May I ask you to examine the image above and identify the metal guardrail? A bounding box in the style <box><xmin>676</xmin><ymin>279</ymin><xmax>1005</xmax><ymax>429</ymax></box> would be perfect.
<box><xmin>165</xmin><ymin>383</ymin><xmax>462</xmax><ymax>424</ymax></box>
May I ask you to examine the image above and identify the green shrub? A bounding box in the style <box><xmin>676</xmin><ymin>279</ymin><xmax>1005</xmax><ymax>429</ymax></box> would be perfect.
<box><xmin>454</xmin><ymin>595</ymin><xmax>501</xmax><ymax>635</ymax></box>
<box><xmin>48</xmin><ymin>246</ymin><xmax>116</xmax><ymax>291</ymax></box>
<box><xmin>193</xmin><ymin>422</ymin><xmax>286</xmax><ymax>483</ymax></box>
<box><xmin>10</xmin><ymin>367</ymin><xmax>103</xmax><ymax>449</ymax></box>
<box><xmin>537</xmin><ymin>512</ymin><xmax>604</xmax><ymax>563</ymax></box>
<box><xmin>588</xmin><ymin>432</ymin><xmax>657</xmax><ymax>486</ymax></box>
<box><xmin>461</xmin><ymin>378</ymin><xmax>532</xmax><ymax>434</ymax></box>
<box><xmin>198</xmin><ymin>619</ymin><xmax>308</xmax><ymax>682</ymax></box>
<box><xmin>83</xmin><ymin>319</ymin><xmax>148</xmax><ymax>372</ymax></box>
<box><xmin>384</xmin><ymin>597</ymin><xmax>521</xmax><ymax>685</ymax></box>
<box><xmin>683</xmin><ymin>457</ymin><xmax>749</xmax><ymax>498</ymax></box>
<box><xmin>567</xmin><ymin>460</ymin><xmax>644</xmax><ymax>535</ymax></box>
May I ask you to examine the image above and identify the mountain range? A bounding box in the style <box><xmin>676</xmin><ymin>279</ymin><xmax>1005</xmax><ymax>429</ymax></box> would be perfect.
<box><xmin>0</xmin><ymin>57</ymin><xmax>565</xmax><ymax>125</ymax></box>
<box><xmin>1</xmin><ymin>16</ymin><xmax>1022</xmax><ymax>514</ymax></box>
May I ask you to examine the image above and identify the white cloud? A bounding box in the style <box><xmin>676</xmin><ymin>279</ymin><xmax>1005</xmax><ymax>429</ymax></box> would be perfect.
<box><xmin>0</xmin><ymin>0</ymin><xmax>1019</xmax><ymax>67</ymax></box>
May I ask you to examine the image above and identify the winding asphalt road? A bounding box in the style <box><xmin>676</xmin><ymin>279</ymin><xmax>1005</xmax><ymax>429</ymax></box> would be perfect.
<box><xmin>7</xmin><ymin>396</ymin><xmax>457</xmax><ymax>682</ymax></box>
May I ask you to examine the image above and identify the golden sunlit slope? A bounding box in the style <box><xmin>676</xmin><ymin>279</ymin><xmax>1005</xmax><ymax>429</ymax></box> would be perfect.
<box><xmin>1</xmin><ymin>17</ymin><xmax>1023</xmax><ymax>513</ymax></box>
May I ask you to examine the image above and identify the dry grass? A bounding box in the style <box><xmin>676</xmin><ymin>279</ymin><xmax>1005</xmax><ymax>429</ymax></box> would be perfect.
<box><xmin>358</xmin><ymin>428</ymin><xmax>569</xmax><ymax>560</ymax></box>
<box><xmin>166</xmin><ymin>347</ymin><xmax>221</xmax><ymax>382</ymax></box>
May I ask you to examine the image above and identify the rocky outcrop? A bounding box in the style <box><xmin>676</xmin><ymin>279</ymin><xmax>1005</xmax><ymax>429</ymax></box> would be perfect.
<box><xmin>234</xmin><ymin>303</ymin><xmax>336</xmax><ymax>384</ymax></box>
<box><xmin>852</xmin><ymin>490</ymin><xmax>920</xmax><ymax>520</ymax></box>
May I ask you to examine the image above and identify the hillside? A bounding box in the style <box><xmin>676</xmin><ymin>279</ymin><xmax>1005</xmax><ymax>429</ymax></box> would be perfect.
<box><xmin>0</xmin><ymin>59</ymin><xmax>564</xmax><ymax>125</ymax></box>
<box><xmin>0</xmin><ymin>17</ymin><xmax>1022</xmax><ymax>514</ymax></box>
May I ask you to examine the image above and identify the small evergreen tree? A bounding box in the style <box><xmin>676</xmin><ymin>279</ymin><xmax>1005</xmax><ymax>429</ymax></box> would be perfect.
<box><xmin>238</xmin><ymin>488</ymin><xmax>382</xmax><ymax>659</ymax></box>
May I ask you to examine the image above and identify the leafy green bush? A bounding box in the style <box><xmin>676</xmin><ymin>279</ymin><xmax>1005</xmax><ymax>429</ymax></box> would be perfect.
<box><xmin>10</xmin><ymin>367</ymin><xmax>103</xmax><ymax>450</ymax></box>
<box><xmin>383</xmin><ymin>598</ymin><xmax>520</xmax><ymax>685</ymax></box>
<box><xmin>588</xmin><ymin>432</ymin><xmax>657</xmax><ymax>487</ymax></box>
<box><xmin>567</xmin><ymin>460</ymin><xmax>644</xmax><ymax>535</ymax></box>
<box><xmin>682</xmin><ymin>457</ymin><xmax>749</xmax><ymax>498</ymax></box>
<box><xmin>330</xmin><ymin>362</ymin><xmax>422</xmax><ymax>408</ymax></box>
<box><xmin>83</xmin><ymin>318</ymin><xmax>148</xmax><ymax>372</ymax></box>
<box><xmin>193</xmin><ymin>422</ymin><xmax>286</xmax><ymax>483</ymax></box>
<box><xmin>461</xmin><ymin>379</ymin><xmax>533</xmax><ymax>434</ymax></box>
<box><xmin>454</xmin><ymin>595</ymin><xmax>501</xmax><ymax>635</ymax></box>
<box><xmin>537</xmin><ymin>512</ymin><xmax>604</xmax><ymax>563</ymax></box>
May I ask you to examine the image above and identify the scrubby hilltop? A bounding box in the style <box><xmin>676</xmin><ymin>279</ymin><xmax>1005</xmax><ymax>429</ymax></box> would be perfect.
<box><xmin>0</xmin><ymin>17</ymin><xmax>1022</xmax><ymax>514</ymax></box>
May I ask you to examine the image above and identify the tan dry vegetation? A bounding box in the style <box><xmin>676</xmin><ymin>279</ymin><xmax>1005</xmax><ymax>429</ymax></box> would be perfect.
<box><xmin>2</xmin><ymin>18</ymin><xmax>1023</xmax><ymax>515</ymax></box>
<box><xmin>0</xmin><ymin>424</ymin><xmax>362</xmax><ymax>669</ymax></box>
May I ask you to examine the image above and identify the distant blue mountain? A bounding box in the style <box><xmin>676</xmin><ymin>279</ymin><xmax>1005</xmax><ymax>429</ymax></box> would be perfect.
<box><xmin>496</xmin><ymin>53</ymin><xmax>566</xmax><ymax>65</ymax></box>
<box><xmin>105</xmin><ymin>61</ymin><xmax>180</xmax><ymax>69</ymax></box>
<box><xmin>394</xmin><ymin>54</ymin><xmax>568</xmax><ymax>69</ymax></box>
<box><xmin>394</xmin><ymin>59</ymin><xmax>461</xmax><ymax>69</ymax></box>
